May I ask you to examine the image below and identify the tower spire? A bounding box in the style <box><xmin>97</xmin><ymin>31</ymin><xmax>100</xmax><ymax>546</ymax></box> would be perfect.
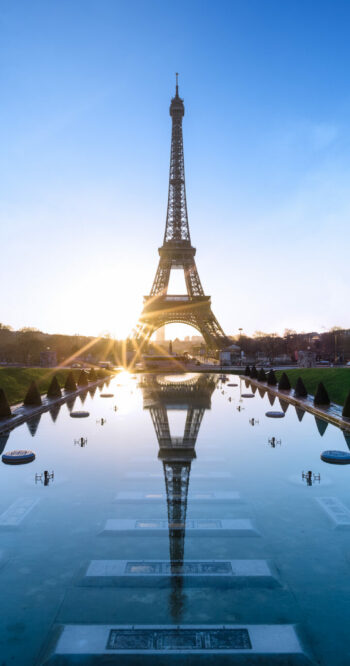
<box><xmin>175</xmin><ymin>72</ymin><xmax>179</xmax><ymax>96</ymax></box>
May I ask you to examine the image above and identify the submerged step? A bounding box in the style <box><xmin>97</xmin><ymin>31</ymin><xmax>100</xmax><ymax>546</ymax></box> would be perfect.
<box><xmin>316</xmin><ymin>497</ymin><xmax>350</xmax><ymax>529</ymax></box>
<box><xmin>48</xmin><ymin>624</ymin><xmax>308</xmax><ymax>661</ymax></box>
<box><xmin>115</xmin><ymin>491</ymin><xmax>241</xmax><ymax>503</ymax></box>
<box><xmin>0</xmin><ymin>497</ymin><xmax>39</xmax><ymax>527</ymax></box>
<box><xmin>125</xmin><ymin>471</ymin><xmax>232</xmax><ymax>479</ymax></box>
<box><xmin>82</xmin><ymin>559</ymin><xmax>279</xmax><ymax>587</ymax></box>
<box><xmin>101</xmin><ymin>518</ymin><xmax>259</xmax><ymax>537</ymax></box>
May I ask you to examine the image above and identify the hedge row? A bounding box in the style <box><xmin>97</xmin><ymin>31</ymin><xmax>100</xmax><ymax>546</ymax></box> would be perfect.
<box><xmin>244</xmin><ymin>366</ymin><xmax>350</xmax><ymax>417</ymax></box>
<box><xmin>0</xmin><ymin>368</ymin><xmax>109</xmax><ymax>419</ymax></box>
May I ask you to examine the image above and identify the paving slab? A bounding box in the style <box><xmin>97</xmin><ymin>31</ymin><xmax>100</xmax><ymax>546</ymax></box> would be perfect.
<box><xmin>101</xmin><ymin>518</ymin><xmax>259</xmax><ymax>537</ymax></box>
<box><xmin>316</xmin><ymin>497</ymin><xmax>350</xmax><ymax>529</ymax></box>
<box><xmin>82</xmin><ymin>559</ymin><xmax>279</xmax><ymax>588</ymax></box>
<box><xmin>47</xmin><ymin>623</ymin><xmax>310</xmax><ymax>662</ymax></box>
<box><xmin>0</xmin><ymin>497</ymin><xmax>39</xmax><ymax>527</ymax></box>
<box><xmin>115</xmin><ymin>491</ymin><xmax>241</xmax><ymax>503</ymax></box>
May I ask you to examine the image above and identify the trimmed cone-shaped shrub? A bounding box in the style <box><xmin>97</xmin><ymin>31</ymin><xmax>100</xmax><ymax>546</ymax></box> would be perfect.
<box><xmin>97</xmin><ymin>368</ymin><xmax>106</xmax><ymax>379</ymax></box>
<box><xmin>23</xmin><ymin>381</ymin><xmax>42</xmax><ymax>406</ymax></box>
<box><xmin>47</xmin><ymin>375</ymin><xmax>61</xmax><ymax>398</ymax></box>
<box><xmin>250</xmin><ymin>365</ymin><xmax>258</xmax><ymax>379</ymax></box>
<box><xmin>342</xmin><ymin>391</ymin><xmax>350</xmax><ymax>418</ymax></box>
<box><xmin>0</xmin><ymin>388</ymin><xmax>11</xmax><ymax>418</ymax></box>
<box><xmin>77</xmin><ymin>370</ymin><xmax>89</xmax><ymax>387</ymax></box>
<box><xmin>244</xmin><ymin>366</ymin><xmax>250</xmax><ymax>377</ymax></box>
<box><xmin>64</xmin><ymin>371</ymin><xmax>77</xmax><ymax>392</ymax></box>
<box><xmin>257</xmin><ymin>368</ymin><xmax>266</xmax><ymax>382</ymax></box>
<box><xmin>294</xmin><ymin>377</ymin><xmax>307</xmax><ymax>398</ymax></box>
<box><xmin>278</xmin><ymin>372</ymin><xmax>291</xmax><ymax>391</ymax></box>
<box><xmin>89</xmin><ymin>367</ymin><xmax>97</xmax><ymax>382</ymax></box>
<box><xmin>314</xmin><ymin>381</ymin><xmax>330</xmax><ymax>406</ymax></box>
<box><xmin>267</xmin><ymin>369</ymin><xmax>277</xmax><ymax>386</ymax></box>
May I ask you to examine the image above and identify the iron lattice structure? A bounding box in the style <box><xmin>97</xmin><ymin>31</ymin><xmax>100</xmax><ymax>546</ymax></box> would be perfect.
<box><xmin>140</xmin><ymin>374</ymin><xmax>217</xmax><ymax>620</ymax></box>
<box><xmin>134</xmin><ymin>77</ymin><xmax>230</xmax><ymax>352</ymax></box>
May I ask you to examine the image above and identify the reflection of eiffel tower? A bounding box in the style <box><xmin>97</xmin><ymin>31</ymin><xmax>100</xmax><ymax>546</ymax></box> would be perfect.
<box><xmin>141</xmin><ymin>374</ymin><xmax>217</xmax><ymax>619</ymax></box>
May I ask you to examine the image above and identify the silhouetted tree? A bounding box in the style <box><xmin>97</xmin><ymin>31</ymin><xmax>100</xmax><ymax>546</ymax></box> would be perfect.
<box><xmin>89</xmin><ymin>367</ymin><xmax>97</xmax><ymax>382</ymax></box>
<box><xmin>0</xmin><ymin>388</ymin><xmax>11</xmax><ymax>418</ymax></box>
<box><xmin>47</xmin><ymin>375</ymin><xmax>61</xmax><ymax>398</ymax></box>
<box><xmin>244</xmin><ymin>366</ymin><xmax>250</xmax><ymax>376</ymax></box>
<box><xmin>294</xmin><ymin>377</ymin><xmax>308</xmax><ymax>398</ymax></box>
<box><xmin>250</xmin><ymin>365</ymin><xmax>258</xmax><ymax>379</ymax></box>
<box><xmin>278</xmin><ymin>372</ymin><xmax>291</xmax><ymax>391</ymax></box>
<box><xmin>314</xmin><ymin>382</ymin><xmax>330</xmax><ymax>406</ymax></box>
<box><xmin>23</xmin><ymin>381</ymin><xmax>42</xmax><ymax>406</ymax></box>
<box><xmin>257</xmin><ymin>368</ymin><xmax>266</xmax><ymax>381</ymax></box>
<box><xmin>64</xmin><ymin>371</ymin><xmax>77</xmax><ymax>391</ymax></box>
<box><xmin>342</xmin><ymin>391</ymin><xmax>350</xmax><ymax>418</ymax></box>
<box><xmin>267</xmin><ymin>369</ymin><xmax>277</xmax><ymax>386</ymax></box>
<box><xmin>77</xmin><ymin>370</ymin><xmax>89</xmax><ymax>387</ymax></box>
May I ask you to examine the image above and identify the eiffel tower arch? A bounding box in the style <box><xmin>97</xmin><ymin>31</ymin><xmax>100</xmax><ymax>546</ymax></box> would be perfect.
<box><xmin>140</xmin><ymin>373</ymin><xmax>217</xmax><ymax>618</ymax></box>
<box><xmin>134</xmin><ymin>76</ymin><xmax>230</xmax><ymax>353</ymax></box>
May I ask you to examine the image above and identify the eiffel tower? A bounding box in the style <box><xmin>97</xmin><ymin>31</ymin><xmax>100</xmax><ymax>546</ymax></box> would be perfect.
<box><xmin>134</xmin><ymin>76</ymin><xmax>230</xmax><ymax>353</ymax></box>
<box><xmin>140</xmin><ymin>373</ymin><xmax>217</xmax><ymax>619</ymax></box>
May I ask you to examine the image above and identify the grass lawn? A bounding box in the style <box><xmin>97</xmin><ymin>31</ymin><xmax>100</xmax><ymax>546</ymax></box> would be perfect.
<box><xmin>275</xmin><ymin>368</ymin><xmax>350</xmax><ymax>407</ymax></box>
<box><xmin>0</xmin><ymin>367</ymin><xmax>104</xmax><ymax>406</ymax></box>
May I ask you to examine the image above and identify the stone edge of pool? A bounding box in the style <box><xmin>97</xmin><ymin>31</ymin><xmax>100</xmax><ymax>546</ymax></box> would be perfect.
<box><xmin>0</xmin><ymin>376</ymin><xmax>114</xmax><ymax>436</ymax></box>
<box><xmin>240</xmin><ymin>375</ymin><xmax>350</xmax><ymax>434</ymax></box>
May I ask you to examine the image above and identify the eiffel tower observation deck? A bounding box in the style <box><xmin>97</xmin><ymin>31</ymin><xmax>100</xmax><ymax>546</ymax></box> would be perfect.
<box><xmin>134</xmin><ymin>76</ymin><xmax>230</xmax><ymax>352</ymax></box>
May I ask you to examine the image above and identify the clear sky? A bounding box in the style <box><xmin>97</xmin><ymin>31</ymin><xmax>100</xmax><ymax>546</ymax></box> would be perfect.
<box><xmin>1</xmin><ymin>0</ymin><xmax>350</xmax><ymax>339</ymax></box>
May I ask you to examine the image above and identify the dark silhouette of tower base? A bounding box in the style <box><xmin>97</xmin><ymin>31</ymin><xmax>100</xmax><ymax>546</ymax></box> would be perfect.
<box><xmin>134</xmin><ymin>77</ymin><xmax>230</xmax><ymax>353</ymax></box>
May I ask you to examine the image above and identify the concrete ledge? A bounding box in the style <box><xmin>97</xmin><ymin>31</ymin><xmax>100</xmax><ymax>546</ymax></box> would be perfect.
<box><xmin>101</xmin><ymin>518</ymin><xmax>259</xmax><ymax>537</ymax></box>
<box><xmin>241</xmin><ymin>376</ymin><xmax>350</xmax><ymax>433</ymax></box>
<box><xmin>81</xmin><ymin>559</ymin><xmax>280</xmax><ymax>588</ymax></box>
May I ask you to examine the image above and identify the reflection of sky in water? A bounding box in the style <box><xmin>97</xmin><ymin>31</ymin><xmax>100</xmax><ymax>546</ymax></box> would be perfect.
<box><xmin>0</xmin><ymin>372</ymin><xmax>350</xmax><ymax>664</ymax></box>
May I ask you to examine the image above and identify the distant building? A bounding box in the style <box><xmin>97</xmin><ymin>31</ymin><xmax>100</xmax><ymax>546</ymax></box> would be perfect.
<box><xmin>40</xmin><ymin>349</ymin><xmax>57</xmax><ymax>367</ymax></box>
<box><xmin>219</xmin><ymin>343</ymin><xmax>240</xmax><ymax>366</ymax></box>
<box><xmin>297</xmin><ymin>350</ymin><xmax>316</xmax><ymax>368</ymax></box>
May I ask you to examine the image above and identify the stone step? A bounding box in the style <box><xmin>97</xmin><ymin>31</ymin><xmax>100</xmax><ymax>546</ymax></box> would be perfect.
<box><xmin>125</xmin><ymin>471</ymin><xmax>233</xmax><ymax>479</ymax></box>
<box><xmin>81</xmin><ymin>559</ymin><xmax>280</xmax><ymax>588</ymax></box>
<box><xmin>45</xmin><ymin>624</ymin><xmax>310</xmax><ymax>663</ymax></box>
<box><xmin>0</xmin><ymin>497</ymin><xmax>39</xmax><ymax>528</ymax></box>
<box><xmin>114</xmin><ymin>491</ymin><xmax>241</xmax><ymax>503</ymax></box>
<box><xmin>100</xmin><ymin>518</ymin><xmax>259</xmax><ymax>537</ymax></box>
<box><xmin>316</xmin><ymin>497</ymin><xmax>350</xmax><ymax>529</ymax></box>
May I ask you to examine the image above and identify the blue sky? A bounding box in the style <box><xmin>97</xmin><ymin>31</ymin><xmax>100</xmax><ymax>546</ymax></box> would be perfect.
<box><xmin>1</xmin><ymin>0</ymin><xmax>349</xmax><ymax>338</ymax></box>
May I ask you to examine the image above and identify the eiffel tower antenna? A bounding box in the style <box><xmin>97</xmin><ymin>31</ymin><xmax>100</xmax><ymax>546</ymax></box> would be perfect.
<box><xmin>134</xmin><ymin>79</ymin><xmax>230</xmax><ymax>351</ymax></box>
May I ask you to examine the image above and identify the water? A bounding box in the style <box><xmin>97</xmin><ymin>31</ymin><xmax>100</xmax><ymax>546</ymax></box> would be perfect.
<box><xmin>0</xmin><ymin>372</ymin><xmax>350</xmax><ymax>664</ymax></box>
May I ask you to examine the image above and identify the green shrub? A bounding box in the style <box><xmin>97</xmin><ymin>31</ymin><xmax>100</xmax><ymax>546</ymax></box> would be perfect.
<box><xmin>257</xmin><ymin>368</ymin><xmax>266</xmax><ymax>381</ymax></box>
<box><xmin>294</xmin><ymin>377</ymin><xmax>307</xmax><ymax>398</ymax></box>
<box><xmin>314</xmin><ymin>381</ymin><xmax>330</xmax><ymax>406</ymax></box>
<box><xmin>47</xmin><ymin>375</ymin><xmax>61</xmax><ymax>398</ymax></box>
<box><xmin>77</xmin><ymin>370</ymin><xmax>89</xmax><ymax>387</ymax></box>
<box><xmin>23</xmin><ymin>381</ymin><xmax>42</xmax><ymax>406</ymax></box>
<box><xmin>0</xmin><ymin>388</ymin><xmax>11</xmax><ymax>418</ymax></box>
<box><xmin>64</xmin><ymin>371</ymin><xmax>77</xmax><ymax>392</ymax></box>
<box><xmin>342</xmin><ymin>391</ymin><xmax>350</xmax><ymax>418</ymax></box>
<box><xmin>267</xmin><ymin>369</ymin><xmax>277</xmax><ymax>386</ymax></box>
<box><xmin>278</xmin><ymin>372</ymin><xmax>291</xmax><ymax>391</ymax></box>
<box><xmin>244</xmin><ymin>366</ymin><xmax>250</xmax><ymax>377</ymax></box>
<box><xmin>97</xmin><ymin>368</ymin><xmax>106</xmax><ymax>379</ymax></box>
<box><xmin>250</xmin><ymin>366</ymin><xmax>258</xmax><ymax>379</ymax></box>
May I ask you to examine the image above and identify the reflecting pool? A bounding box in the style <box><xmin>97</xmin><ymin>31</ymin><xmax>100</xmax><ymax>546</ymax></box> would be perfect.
<box><xmin>0</xmin><ymin>372</ymin><xmax>350</xmax><ymax>665</ymax></box>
